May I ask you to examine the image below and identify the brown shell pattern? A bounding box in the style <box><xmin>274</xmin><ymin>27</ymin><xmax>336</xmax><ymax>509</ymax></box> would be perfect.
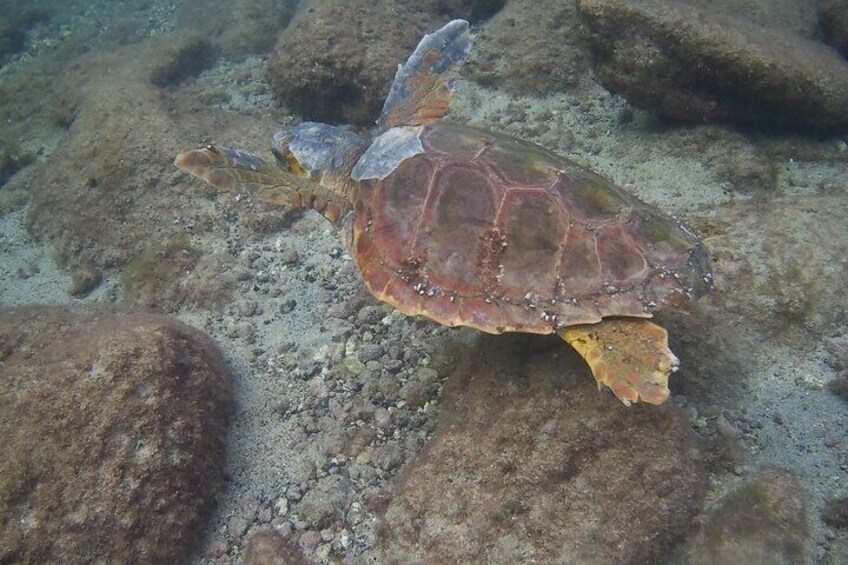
<box><xmin>352</xmin><ymin>124</ymin><xmax>712</xmax><ymax>334</ymax></box>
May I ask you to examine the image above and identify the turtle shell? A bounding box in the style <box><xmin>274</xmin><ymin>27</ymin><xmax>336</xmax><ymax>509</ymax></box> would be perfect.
<box><xmin>351</xmin><ymin>124</ymin><xmax>712</xmax><ymax>334</ymax></box>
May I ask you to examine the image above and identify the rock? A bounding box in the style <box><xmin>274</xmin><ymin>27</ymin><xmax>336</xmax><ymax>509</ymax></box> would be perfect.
<box><xmin>267</xmin><ymin>0</ymin><xmax>498</xmax><ymax>126</ymax></box>
<box><xmin>297</xmin><ymin>530</ymin><xmax>321</xmax><ymax>552</ymax></box>
<box><xmin>149</xmin><ymin>35</ymin><xmax>218</xmax><ymax>88</ymax></box>
<box><xmin>358</xmin><ymin>343</ymin><xmax>385</xmax><ymax>363</ymax></box>
<box><xmin>372</xmin><ymin>442</ymin><xmax>405</xmax><ymax>472</ymax></box>
<box><xmin>821</xmin><ymin>0</ymin><xmax>848</xmax><ymax>57</ymax></box>
<box><xmin>274</xmin><ymin>496</ymin><xmax>290</xmax><ymax>517</ymax></box>
<box><xmin>0</xmin><ymin>306</ymin><xmax>232</xmax><ymax>564</ymax></box>
<box><xmin>296</xmin><ymin>475</ymin><xmax>352</xmax><ymax>529</ymax></box>
<box><xmin>279</xmin><ymin>248</ymin><xmax>299</xmax><ymax>265</ymax></box>
<box><xmin>356</xmin><ymin>305</ymin><xmax>387</xmax><ymax>326</ymax></box>
<box><xmin>823</xmin><ymin>496</ymin><xmax>848</xmax><ymax>529</ymax></box>
<box><xmin>205</xmin><ymin>539</ymin><xmax>229</xmax><ymax>558</ymax></box>
<box><xmin>0</xmin><ymin>9</ymin><xmax>48</xmax><ymax>61</ymax></box>
<box><xmin>365</xmin><ymin>334</ymin><xmax>707</xmax><ymax>563</ymax></box>
<box><xmin>177</xmin><ymin>0</ymin><xmax>296</xmax><ymax>58</ymax></box>
<box><xmin>681</xmin><ymin>466</ymin><xmax>808</xmax><ymax>564</ymax></box>
<box><xmin>703</xmin><ymin>195</ymin><xmax>848</xmax><ymax>337</ymax></box>
<box><xmin>257</xmin><ymin>506</ymin><xmax>273</xmax><ymax>523</ymax></box>
<box><xmin>8</xmin><ymin>27</ymin><xmax>266</xmax><ymax>299</ymax></box>
<box><xmin>826</xmin><ymin>336</ymin><xmax>848</xmax><ymax>371</ymax></box>
<box><xmin>68</xmin><ymin>264</ymin><xmax>102</xmax><ymax>297</ymax></box>
<box><xmin>227</xmin><ymin>516</ymin><xmax>251</xmax><ymax>539</ymax></box>
<box><xmin>828</xmin><ymin>371</ymin><xmax>848</xmax><ymax>401</ymax></box>
<box><xmin>577</xmin><ymin>0</ymin><xmax>848</xmax><ymax>134</ymax></box>
<box><xmin>466</xmin><ymin>0</ymin><xmax>588</xmax><ymax>94</ymax></box>
<box><xmin>400</xmin><ymin>381</ymin><xmax>428</xmax><ymax>407</ymax></box>
<box><xmin>243</xmin><ymin>529</ymin><xmax>310</xmax><ymax>565</ymax></box>
<box><xmin>373</xmin><ymin>407</ymin><xmax>392</xmax><ymax>429</ymax></box>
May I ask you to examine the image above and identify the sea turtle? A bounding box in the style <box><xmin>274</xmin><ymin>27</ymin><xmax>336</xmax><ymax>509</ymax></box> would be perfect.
<box><xmin>175</xmin><ymin>20</ymin><xmax>712</xmax><ymax>405</ymax></box>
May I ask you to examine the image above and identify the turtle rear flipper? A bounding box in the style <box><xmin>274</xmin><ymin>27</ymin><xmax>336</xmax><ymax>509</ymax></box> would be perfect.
<box><xmin>377</xmin><ymin>19</ymin><xmax>470</xmax><ymax>129</ymax></box>
<box><xmin>175</xmin><ymin>146</ymin><xmax>350</xmax><ymax>223</ymax></box>
<box><xmin>559</xmin><ymin>319</ymin><xmax>679</xmax><ymax>406</ymax></box>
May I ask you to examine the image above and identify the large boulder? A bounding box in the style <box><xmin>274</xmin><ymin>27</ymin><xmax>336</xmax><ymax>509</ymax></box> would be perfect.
<box><xmin>267</xmin><ymin>0</ymin><xmax>500</xmax><ymax>126</ymax></box>
<box><xmin>0</xmin><ymin>306</ymin><xmax>232</xmax><ymax>564</ymax></box>
<box><xmin>366</xmin><ymin>334</ymin><xmax>707</xmax><ymax>563</ymax></box>
<box><xmin>577</xmin><ymin>0</ymin><xmax>848</xmax><ymax>134</ymax></box>
<box><xmin>6</xmin><ymin>30</ymin><xmax>268</xmax><ymax>303</ymax></box>
<box><xmin>820</xmin><ymin>0</ymin><xmax>848</xmax><ymax>56</ymax></box>
<box><xmin>177</xmin><ymin>0</ymin><xmax>297</xmax><ymax>59</ymax></box>
<box><xmin>679</xmin><ymin>466</ymin><xmax>808</xmax><ymax>564</ymax></box>
<box><xmin>702</xmin><ymin>193</ymin><xmax>848</xmax><ymax>337</ymax></box>
<box><xmin>465</xmin><ymin>0</ymin><xmax>589</xmax><ymax>94</ymax></box>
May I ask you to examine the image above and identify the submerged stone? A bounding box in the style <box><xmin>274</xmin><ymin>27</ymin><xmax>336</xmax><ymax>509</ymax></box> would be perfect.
<box><xmin>365</xmin><ymin>334</ymin><xmax>707</xmax><ymax>563</ymax></box>
<box><xmin>0</xmin><ymin>306</ymin><xmax>232</xmax><ymax>564</ymax></box>
<box><xmin>577</xmin><ymin>0</ymin><xmax>848</xmax><ymax>134</ymax></box>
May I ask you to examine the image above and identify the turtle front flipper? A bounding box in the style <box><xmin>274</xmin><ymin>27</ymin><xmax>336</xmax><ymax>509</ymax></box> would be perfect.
<box><xmin>377</xmin><ymin>19</ymin><xmax>470</xmax><ymax>129</ymax></box>
<box><xmin>558</xmin><ymin>319</ymin><xmax>679</xmax><ymax>406</ymax></box>
<box><xmin>175</xmin><ymin>146</ymin><xmax>350</xmax><ymax>223</ymax></box>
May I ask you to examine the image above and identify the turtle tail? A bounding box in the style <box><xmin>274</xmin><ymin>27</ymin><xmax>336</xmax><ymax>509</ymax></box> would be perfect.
<box><xmin>175</xmin><ymin>145</ymin><xmax>350</xmax><ymax>224</ymax></box>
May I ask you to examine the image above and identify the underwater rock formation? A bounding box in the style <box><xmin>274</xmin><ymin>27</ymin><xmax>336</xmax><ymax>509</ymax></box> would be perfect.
<box><xmin>267</xmin><ymin>0</ymin><xmax>498</xmax><ymax>126</ymax></box>
<box><xmin>465</xmin><ymin>0</ymin><xmax>589</xmax><ymax>94</ymax></box>
<box><xmin>577</xmin><ymin>0</ymin><xmax>848</xmax><ymax>134</ymax></box>
<box><xmin>704</xmin><ymin>194</ymin><xmax>848</xmax><ymax>337</ymax></box>
<box><xmin>679</xmin><ymin>466</ymin><xmax>808</xmax><ymax>564</ymax></box>
<box><xmin>366</xmin><ymin>334</ymin><xmax>706</xmax><ymax>563</ymax></box>
<box><xmin>11</xmin><ymin>30</ymin><xmax>270</xmax><ymax>298</ymax></box>
<box><xmin>820</xmin><ymin>0</ymin><xmax>848</xmax><ymax>56</ymax></box>
<box><xmin>177</xmin><ymin>0</ymin><xmax>297</xmax><ymax>58</ymax></box>
<box><xmin>0</xmin><ymin>306</ymin><xmax>232</xmax><ymax>564</ymax></box>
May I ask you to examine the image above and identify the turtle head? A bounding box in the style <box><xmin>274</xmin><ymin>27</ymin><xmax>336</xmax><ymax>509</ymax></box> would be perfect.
<box><xmin>273</xmin><ymin>122</ymin><xmax>369</xmax><ymax>197</ymax></box>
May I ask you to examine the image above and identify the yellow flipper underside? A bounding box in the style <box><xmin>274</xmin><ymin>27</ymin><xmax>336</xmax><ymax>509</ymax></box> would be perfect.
<box><xmin>559</xmin><ymin>318</ymin><xmax>679</xmax><ymax>406</ymax></box>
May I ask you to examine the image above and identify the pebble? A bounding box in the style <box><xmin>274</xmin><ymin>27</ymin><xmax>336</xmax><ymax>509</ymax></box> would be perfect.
<box><xmin>824</xmin><ymin>433</ymin><xmax>842</xmax><ymax>448</ymax></box>
<box><xmin>377</xmin><ymin>376</ymin><xmax>400</xmax><ymax>397</ymax></box>
<box><xmin>286</xmin><ymin>485</ymin><xmax>304</xmax><ymax>501</ymax></box>
<box><xmin>416</xmin><ymin>367</ymin><xmax>439</xmax><ymax>385</ymax></box>
<box><xmin>715</xmin><ymin>416</ymin><xmax>738</xmax><ymax>439</ymax></box>
<box><xmin>401</xmin><ymin>381</ymin><xmax>428</xmax><ymax>407</ymax></box>
<box><xmin>226</xmin><ymin>516</ymin><xmax>250</xmax><ymax>539</ymax></box>
<box><xmin>204</xmin><ymin>539</ymin><xmax>228</xmax><ymax>558</ymax></box>
<box><xmin>346</xmin><ymin>502</ymin><xmax>364</xmax><ymax>526</ymax></box>
<box><xmin>298</xmin><ymin>530</ymin><xmax>321</xmax><ymax>551</ymax></box>
<box><xmin>374</xmin><ymin>407</ymin><xmax>392</xmax><ymax>429</ymax></box>
<box><xmin>373</xmin><ymin>442</ymin><xmax>404</xmax><ymax>471</ymax></box>
<box><xmin>356</xmin><ymin>305</ymin><xmax>385</xmax><ymax>325</ymax></box>
<box><xmin>358</xmin><ymin>343</ymin><xmax>385</xmax><ymax>363</ymax></box>
<box><xmin>257</xmin><ymin>506</ymin><xmax>273</xmax><ymax>523</ymax></box>
<box><xmin>316</xmin><ymin>543</ymin><xmax>332</xmax><ymax>559</ymax></box>
<box><xmin>339</xmin><ymin>529</ymin><xmax>352</xmax><ymax>549</ymax></box>
<box><xmin>328</xmin><ymin>397</ymin><xmax>349</xmax><ymax>419</ymax></box>
<box><xmin>239</xmin><ymin>300</ymin><xmax>258</xmax><ymax>317</ymax></box>
<box><xmin>280</xmin><ymin>249</ymin><xmax>299</xmax><ymax>265</ymax></box>
<box><xmin>344</xmin><ymin>357</ymin><xmax>366</xmax><ymax>376</ymax></box>
<box><xmin>309</xmin><ymin>376</ymin><xmax>329</xmax><ymax>399</ymax></box>
<box><xmin>237</xmin><ymin>322</ymin><xmax>254</xmax><ymax>344</ymax></box>
<box><xmin>279</xmin><ymin>298</ymin><xmax>297</xmax><ymax>314</ymax></box>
